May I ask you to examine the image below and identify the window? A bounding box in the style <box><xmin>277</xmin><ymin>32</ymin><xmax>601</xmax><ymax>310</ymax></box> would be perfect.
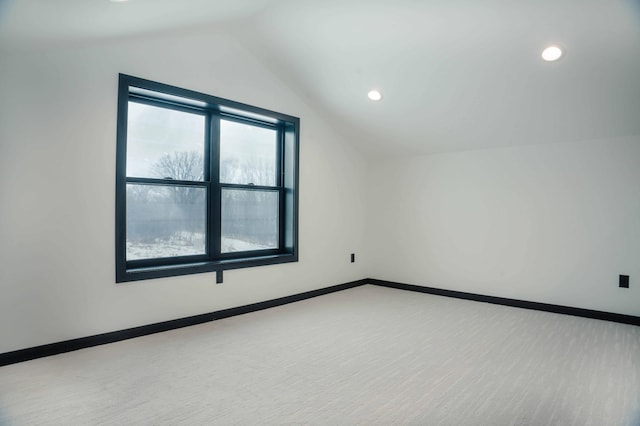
<box><xmin>116</xmin><ymin>75</ymin><xmax>299</xmax><ymax>282</ymax></box>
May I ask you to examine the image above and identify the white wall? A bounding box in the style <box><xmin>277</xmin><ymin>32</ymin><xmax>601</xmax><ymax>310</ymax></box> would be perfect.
<box><xmin>366</xmin><ymin>137</ymin><xmax>640</xmax><ymax>316</ymax></box>
<box><xmin>0</xmin><ymin>29</ymin><xmax>367</xmax><ymax>354</ymax></box>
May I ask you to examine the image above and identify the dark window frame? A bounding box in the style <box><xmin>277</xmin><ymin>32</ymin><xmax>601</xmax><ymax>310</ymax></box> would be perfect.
<box><xmin>116</xmin><ymin>74</ymin><xmax>299</xmax><ymax>283</ymax></box>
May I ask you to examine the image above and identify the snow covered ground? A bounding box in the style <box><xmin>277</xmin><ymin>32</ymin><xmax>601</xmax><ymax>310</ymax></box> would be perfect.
<box><xmin>221</xmin><ymin>237</ymin><xmax>271</xmax><ymax>253</ymax></box>
<box><xmin>126</xmin><ymin>237</ymin><xmax>270</xmax><ymax>260</ymax></box>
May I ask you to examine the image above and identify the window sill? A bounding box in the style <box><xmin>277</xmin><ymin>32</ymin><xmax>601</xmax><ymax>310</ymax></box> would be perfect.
<box><xmin>117</xmin><ymin>253</ymin><xmax>297</xmax><ymax>283</ymax></box>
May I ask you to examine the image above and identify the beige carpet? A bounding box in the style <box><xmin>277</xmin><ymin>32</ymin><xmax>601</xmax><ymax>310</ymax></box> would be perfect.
<box><xmin>1</xmin><ymin>284</ymin><xmax>639</xmax><ymax>425</ymax></box>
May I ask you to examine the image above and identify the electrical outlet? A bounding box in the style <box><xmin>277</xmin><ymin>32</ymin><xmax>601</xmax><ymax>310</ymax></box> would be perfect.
<box><xmin>350</xmin><ymin>253</ymin><xmax>355</xmax><ymax>263</ymax></box>
<box><xmin>619</xmin><ymin>275</ymin><xmax>629</xmax><ymax>288</ymax></box>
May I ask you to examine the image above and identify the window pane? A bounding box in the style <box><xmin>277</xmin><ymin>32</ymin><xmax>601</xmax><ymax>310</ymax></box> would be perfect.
<box><xmin>220</xmin><ymin>120</ymin><xmax>277</xmax><ymax>186</ymax></box>
<box><xmin>221</xmin><ymin>189</ymin><xmax>278</xmax><ymax>253</ymax></box>
<box><xmin>126</xmin><ymin>184</ymin><xmax>206</xmax><ymax>260</ymax></box>
<box><xmin>126</xmin><ymin>102</ymin><xmax>205</xmax><ymax>180</ymax></box>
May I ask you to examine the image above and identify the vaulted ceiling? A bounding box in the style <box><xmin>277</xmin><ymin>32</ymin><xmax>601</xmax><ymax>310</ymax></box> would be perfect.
<box><xmin>2</xmin><ymin>0</ymin><xmax>639</xmax><ymax>156</ymax></box>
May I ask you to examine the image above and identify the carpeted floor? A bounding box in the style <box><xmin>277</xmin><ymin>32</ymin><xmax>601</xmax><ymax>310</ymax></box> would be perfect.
<box><xmin>1</xmin><ymin>284</ymin><xmax>639</xmax><ymax>425</ymax></box>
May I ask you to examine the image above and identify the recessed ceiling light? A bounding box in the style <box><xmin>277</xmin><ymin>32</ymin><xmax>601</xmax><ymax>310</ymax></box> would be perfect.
<box><xmin>368</xmin><ymin>90</ymin><xmax>382</xmax><ymax>101</ymax></box>
<box><xmin>109</xmin><ymin>0</ymin><xmax>130</xmax><ymax>3</ymax></box>
<box><xmin>541</xmin><ymin>45</ymin><xmax>563</xmax><ymax>62</ymax></box>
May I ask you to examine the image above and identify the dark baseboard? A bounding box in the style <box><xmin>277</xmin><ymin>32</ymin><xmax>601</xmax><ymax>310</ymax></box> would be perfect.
<box><xmin>4</xmin><ymin>277</ymin><xmax>636</xmax><ymax>367</ymax></box>
<box><xmin>0</xmin><ymin>279</ymin><xmax>368</xmax><ymax>367</ymax></box>
<box><xmin>368</xmin><ymin>279</ymin><xmax>640</xmax><ymax>326</ymax></box>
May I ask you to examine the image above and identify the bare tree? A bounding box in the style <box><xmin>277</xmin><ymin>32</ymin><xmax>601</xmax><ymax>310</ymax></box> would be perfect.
<box><xmin>152</xmin><ymin>151</ymin><xmax>203</xmax><ymax>181</ymax></box>
<box><xmin>151</xmin><ymin>151</ymin><xmax>205</xmax><ymax>207</ymax></box>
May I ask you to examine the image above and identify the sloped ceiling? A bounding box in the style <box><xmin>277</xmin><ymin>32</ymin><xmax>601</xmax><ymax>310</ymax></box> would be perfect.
<box><xmin>2</xmin><ymin>0</ymin><xmax>639</xmax><ymax>156</ymax></box>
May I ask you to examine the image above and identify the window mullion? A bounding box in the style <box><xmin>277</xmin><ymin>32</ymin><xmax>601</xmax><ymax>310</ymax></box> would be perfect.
<box><xmin>209</xmin><ymin>114</ymin><xmax>222</xmax><ymax>260</ymax></box>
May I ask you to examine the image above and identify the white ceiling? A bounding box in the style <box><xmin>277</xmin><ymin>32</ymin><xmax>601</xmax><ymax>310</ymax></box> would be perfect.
<box><xmin>2</xmin><ymin>0</ymin><xmax>640</xmax><ymax>156</ymax></box>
